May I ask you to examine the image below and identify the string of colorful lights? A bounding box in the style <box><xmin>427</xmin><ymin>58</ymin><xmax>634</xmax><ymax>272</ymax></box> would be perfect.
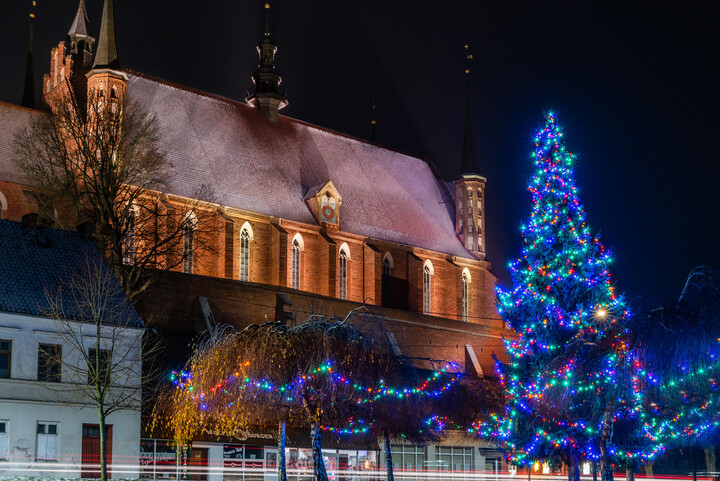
<box><xmin>493</xmin><ymin>113</ymin><xmax>642</xmax><ymax>465</ymax></box>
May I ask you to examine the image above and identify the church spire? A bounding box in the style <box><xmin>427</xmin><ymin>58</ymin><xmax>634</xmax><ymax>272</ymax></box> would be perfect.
<box><xmin>459</xmin><ymin>44</ymin><xmax>479</xmax><ymax>176</ymax></box>
<box><xmin>454</xmin><ymin>44</ymin><xmax>487</xmax><ymax>259</ymax></box>
<box><xmin>92</xmin><ymin>0</ymin><xmax>120</xmax><ymax>70</ymax></box>
<box><xmin>246</xmin><ymin>3</ymin><xmax>288</xmax><ymax>123</ymax></box>
<box><xmin>21</xmin><ymin>0</ymin><xmax>37</xmax><ymax>108</ymax></box>
<box><xmin>68</xmin><ymin>0</ymin><xmax>94</xmax><ymax>67</ymax></box>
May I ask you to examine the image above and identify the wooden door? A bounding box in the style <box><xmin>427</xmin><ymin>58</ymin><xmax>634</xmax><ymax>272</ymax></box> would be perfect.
<box><xmin>81</xmin><ymin>424</ymin><xmax>112</xmax><ymax>479</ymax></box>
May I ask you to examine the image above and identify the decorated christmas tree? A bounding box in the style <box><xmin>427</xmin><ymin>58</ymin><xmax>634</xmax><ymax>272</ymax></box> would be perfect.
<box><xmin>495</xmin><ymin>113</ymin><xmax>631</xmax><ymax>481</ymax></box>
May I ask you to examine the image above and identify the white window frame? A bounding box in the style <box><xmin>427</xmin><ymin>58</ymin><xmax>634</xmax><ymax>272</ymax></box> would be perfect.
<box><xmin>36</xmin><ymin>422</ymin><xmax>59</xmax><ymax>462</ymax></box>
<box><xmin>240</xmin><ymin>226</ymin><xmax>251</xmax><ymax>282</ymax></box>
<box><xmin>435</xmin><ymin>446</ymin><xmax>473</xmax><ymax>472</ymax></box>
<box><xmin>423</xmin><ymin>260</ymin><xmax>433</xmax><ymax>315</ymax></box>
<box><xmin>462</xmin><ymin>269</ymin><xmax>471</xmax><ymax>322</ymax></box>
<box><xmin>0</xmin><ymin>420</ymin><xmax>8</xmax><ymax>460</ymax></box>
<box><xmin>291</xmin><ymin>234</ymin><xmax>304</xmax><ymax>290</ymax></box>
<box><xmin>338</xmin><ymin>244</ymin><xmax>350</xmax><ymax>300</ymax></box>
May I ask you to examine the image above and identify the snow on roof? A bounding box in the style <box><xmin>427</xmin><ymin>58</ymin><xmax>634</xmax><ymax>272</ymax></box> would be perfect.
<box><xmin>126</xmin><ymin>73</ymin><xmax>471</xmax><ymax>259</ymax></box>
<box><xmin>0</xmin><ymin>101</ymin><xmax>41</xmax><ymax>184</ymax></box>
<box><xmin>0</xmin><ymin>74</ymin><xmax>471</xmax><ymax>259</ymax></box>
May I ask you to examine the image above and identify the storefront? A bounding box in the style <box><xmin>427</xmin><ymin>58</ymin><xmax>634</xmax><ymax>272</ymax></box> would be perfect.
<box><xmin>139</xmin><ymin>427</ymin><xmax>381</xmax><ymax>481</ymax></box>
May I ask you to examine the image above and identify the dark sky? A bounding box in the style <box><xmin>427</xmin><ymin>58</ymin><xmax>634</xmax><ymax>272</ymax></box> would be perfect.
<box><xmin>2</xmin><ymin>1</ymin><xmax>719</xmax><ymax>307</ymax></box>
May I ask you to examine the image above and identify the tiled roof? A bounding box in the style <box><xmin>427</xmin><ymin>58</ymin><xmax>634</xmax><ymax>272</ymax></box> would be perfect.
<box><xmin>126</xmin><ymin>73</ymin><xmax>471</xmax><ymax>259</ymax></box>
<box><xmin>0</xmin><ymin>101</ymin><xmax>41</xmax><ymax>184</ymax></box>
<box><xmin>0</xmin><ymin>73</ymin><xmax>471</xmax><ymax>258</ymax></box>
<box><xmin>0</xmin><ymin>218</ymin><xmax>143</xmax><ymax>328</ymax></box>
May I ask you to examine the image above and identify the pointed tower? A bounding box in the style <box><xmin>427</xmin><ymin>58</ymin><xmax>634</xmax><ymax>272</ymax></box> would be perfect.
<box><xmin>42</xmin><ymin>0</ymin><xmax>98</xmax><ymax>108</ymax></box>
<box><xmin>67</xmin><ymin>0</ymin><xmax>94</xmax><ymax>68</ymax></box>
<box><xmin>454</xmin><ymin>45</ymin><xmax>487</xmax><ymax>259</ymax></box>
<box><xmin>246</xmin><ymin>3</ymin><xmax>288</xmax><ymax>123</ymax></box>
<box><xmin>20</xmin><ymin>1</ymin><xmax>37</xmax><ymax>108</ymax></box>
<box><xmin>87</xmin><ymin>0</ymin><xmax>127</xmax><ymax>108</ymax></box>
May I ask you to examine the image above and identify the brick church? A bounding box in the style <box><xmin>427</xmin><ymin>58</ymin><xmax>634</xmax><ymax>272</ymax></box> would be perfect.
<box><xmin>0</xmin><ymin>0</ymin><xmax>512</xmax><ymax>477</ymax></box>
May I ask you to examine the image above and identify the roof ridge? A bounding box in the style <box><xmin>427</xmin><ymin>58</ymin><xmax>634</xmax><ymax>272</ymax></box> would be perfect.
<box><xmin>0</xmin><ymin>99</ymin><xmax>45</xmax><ymax>114</ymax></box>
<box><xmin>124</xmin><ymin>69</ymin><xmax>428</xmax><ymax>164</ymax></box>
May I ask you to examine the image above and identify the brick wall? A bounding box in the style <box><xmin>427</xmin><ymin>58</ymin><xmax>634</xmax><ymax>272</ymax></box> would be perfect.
<box><xmin>136</xmin><ymin>269</ymin><xmax>512</xmax><ymax>376</ymax></box>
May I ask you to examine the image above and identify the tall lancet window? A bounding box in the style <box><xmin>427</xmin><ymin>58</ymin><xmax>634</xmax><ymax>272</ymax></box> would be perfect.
<box><xmin>338</xmin><ymin>244</ymin><xmax>349</xmax><ymax>300</ymax></box>
<box><xmin>462</xmin><ymin>269</ymin><xmax>471</xmax><ymax>322</ymax></box>
<box><xmin>382</xmin><ymin>253</ymin><xmax>393</xmax><ymax>307</ymax></box>
<box><xmin>123</xmin><ymin>206</ymin><xmax>136</xmax><ymax>266</ymax></box>
<box><xmin>183</xmin><ymin>213</ymin><xmax>197</xmax><ymax>274</ymax></box>
<box><xmin>291</xmin><ymin>234</ymin><xmax>303</xmax><ymax>290</ymax></box>
<box><xmin>240</xmin><ymin>228</ymin><xmax>250</xmax><ymax>281</ymax></box>
<box><xmin>423</xmin><ymin>261</ymin><xmax>433</xmax><ymax>315</ymax></box>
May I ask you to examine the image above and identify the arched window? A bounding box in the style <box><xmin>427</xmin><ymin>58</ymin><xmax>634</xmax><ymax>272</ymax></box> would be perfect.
<box><xmin>123</xmin><ymin>205</ymin><xmax>136</xmax><ymax>266</ymax></box>
<box><xmin>183</xmin><ymin>213</ymin><xmax>197</xmax><ymax>274</ymax></box>
<box><xmin>239</xmin><ymin>222</ymin><xmax>253</xmax><ymax>282</ymax></box>
<box><xmin>381</xmin><ymin>252</ymin><xmax>393</xmax><ymax>307</ymax></box>
<box><xmin>462</xmin><ymin>268</ymin><xmax>471</xmax><ymax>322</ymax></box>
<box><xmin>423</xmin><ymin>260</ymin><xmax>434</xmax><ymax>315</ymax></box>
<box><xmin>338</xmin><ymin>243</ymin><xmax>350</xmax><ymax>300</ymax></box>
<box><xmin>291</xmin><ymin>234</ymin><xmax>304</xmax><ymax>290</ymax></box>
<box><xmin>0</xmin><ymin>191</ymin><xmax>7</xmax><ymax>219</ymax></box>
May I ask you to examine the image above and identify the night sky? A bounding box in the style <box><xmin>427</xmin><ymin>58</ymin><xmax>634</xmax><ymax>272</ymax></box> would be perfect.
<box><xmin>2</xmin><ymin>1</ymin><xmax>719</xmax><ymax>307</ymax></box>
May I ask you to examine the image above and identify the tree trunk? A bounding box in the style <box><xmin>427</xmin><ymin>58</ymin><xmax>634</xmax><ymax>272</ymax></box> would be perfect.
<box><xmin>692</xmin><ymin>451</ymin><xmax>697</xmax><ymax>481</ymax></box>
<box><xmin>384</xmin><ymin>430</ymin><xmax>395</xmax><ymax>481</ymax></box>
<box><xmin>568</xmin><ymin>449</ymin><xmax>580</xmax><ymax>481</ymax></box>
<box><xmin>98</xmin><ymin>409</ymin><xmax>108</xmax><ymax>481</ymax></box>
<box><xmin>706</xmin><ymin>447</ymin><xmax>717</xmax><ymax>477</ymax></box>
<box><xmin>626</xmin><ymin>458</ymin><xmax>636</xmax><ymax>481</ymax></box>
<box><xmin>645</xmin><ymin>461</ymin><xmax>654</xmax><ymax>478</ymax></box>
<box><xmin>278</xmin><ymin>420</ymin><xmax>288</xmax><ymax>481</ymax></box>
<box><xmin>311</xmin><ymin>420</ymin><xmax>329</xmax><ymax>481</ymax></box>
<box><xmin>593</xmin><ymin>461</ymin><xmax>598</xmax><ymax>481</ymax></box>
<box><xmin>600</xmin><ymin>407</ymin><xmax>615</xmax><ymax>481</ymax></box>
<box><xmin>528</xmin><ymin>465</ymin><xmax>532</xmax><ymax>481</ymax></box>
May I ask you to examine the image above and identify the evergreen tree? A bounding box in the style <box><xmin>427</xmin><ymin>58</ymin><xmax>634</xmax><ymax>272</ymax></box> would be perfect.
<box><xmin>495</xmin><ymin>113</ymin><xmax>630</xmax><ymax>481</ymax></box>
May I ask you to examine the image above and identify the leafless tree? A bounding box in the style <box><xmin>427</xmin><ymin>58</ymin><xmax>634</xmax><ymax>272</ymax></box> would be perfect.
<box><xmin>15</xmin><ymin>87</ymin><xmax>217</xmax><ymax>300</ymax></box>
<box><xmin>41</xmin><ymin>255</ymin><xmax>160</xmax><ymax>481</ymax></box>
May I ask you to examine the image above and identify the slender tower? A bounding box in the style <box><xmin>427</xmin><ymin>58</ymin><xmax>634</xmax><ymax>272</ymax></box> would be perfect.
<box><xmin>21</xmin><ymin>1</ymin><xmax>37</xmax><ymax>108</ymax></box>
<box><xmin>87</xmin><ymin>0</ymin><xmax>127</xmax><ymax>107</ymax></box>
<box><xmin>454</xmin><ymin>44</ymin><xmax>487</xmax><ymax>259</ymax></box>
<box><xmin>246</xmin><ymin>3</ymin><xmax>288</xmax><ymax>123</ymax></box>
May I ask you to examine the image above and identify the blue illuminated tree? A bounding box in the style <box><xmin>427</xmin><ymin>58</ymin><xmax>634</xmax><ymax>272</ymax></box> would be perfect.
<box><xmin>495</xmin><ymin>113</ymin><xmax>633</xmax><ymax>481</ymax></box>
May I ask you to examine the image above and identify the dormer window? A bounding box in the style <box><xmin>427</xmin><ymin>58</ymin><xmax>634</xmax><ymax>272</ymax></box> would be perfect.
<box><xmin>306</xmin><ymin>181</ymin><xmax>342</xmax><ymax>229</ymax></box>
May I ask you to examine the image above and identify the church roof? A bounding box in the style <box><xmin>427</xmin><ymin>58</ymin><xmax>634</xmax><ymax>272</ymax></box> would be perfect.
<box><xmin>0</xmin><ymin>74</ymin><xmax>472</xmax><ymax>259</ymax></box>
<box><xmin>126</xmin><ymin>73</ymin><xmax>471</xmax><ymax>259</ymax></box>
<box><xmin>0</xmin><ymin>101</ymin><xmax>39</xmax><ymax>184</ymax></box>
<box><xmin>68</xmin><ymin>0</ymin><xmax>92</xmax><ymax>39</ymax></box>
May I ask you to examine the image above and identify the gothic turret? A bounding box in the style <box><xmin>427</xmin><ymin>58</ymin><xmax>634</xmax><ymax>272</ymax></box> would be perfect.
<box><xmin>67</xmin><ymin>0</ymin><xmax>94</xmax><ymax>68</ymax></box>
<box><xmin>454</xmin><ymin>45</ymin><xmax>487</xmax><ymax>259</ymax></box>
<box><xmin>246</xmin><ymin>3</ymin><xmax>288</xmax><ymax>123</ymax></box>
<box><xmin>92</xmin><ymin>0</ymin><xmax>119</xmax><ymax>70</ymax></box>
<box><xmin>20</xmin><ymin>1</ymin><xmax>37</xmax><ymax>108</ymax></box>
<box><xmin>87</xmin><ymin>0</ymin><xmax>127</xmax><ymax>107</ymax></box>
